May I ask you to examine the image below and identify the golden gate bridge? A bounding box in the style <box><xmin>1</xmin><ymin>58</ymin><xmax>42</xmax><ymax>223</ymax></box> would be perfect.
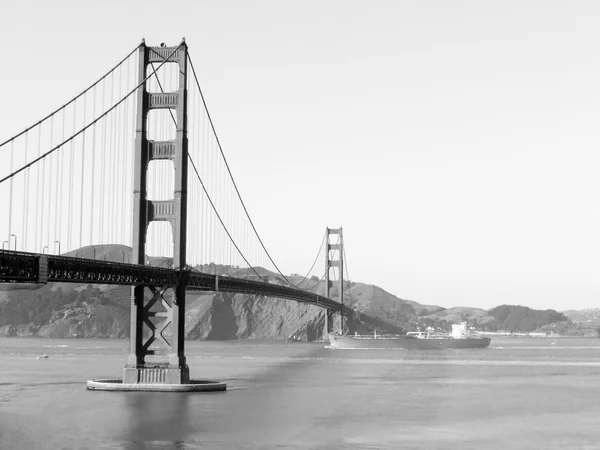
<box><xmin>0</xmin><ymin>39</ymin><xmax>401</xmax><ymax>391</ymax></box>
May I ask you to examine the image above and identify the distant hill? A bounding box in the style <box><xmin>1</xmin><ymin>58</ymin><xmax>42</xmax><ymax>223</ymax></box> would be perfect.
<box><xmin>347</xmin><ymin>287</ymin><xmax>573</xmax><ymax>334</ymax></box>
<box><xmin>349</xmin><ymin>283</ymin><xmax>438</xmax><ymax>315</ymax></box>
<box><xmin>420</xmin><ymin>306</ymin><xmax>496</xmax><ymax>329</ymax></box>
<box><xmin>63</xmin><ymin>245</ymin><xmax>171</xmax><ymax>267</ymax></box>
<box><xmin>562</xmin><ymin>309</ymin><xmax>600</xmax><ymax>327</ymax></box>
<box><xmin>486</xmin><ymin>305</ymin><xmax>569</xmax><ymax>332</ymax></box>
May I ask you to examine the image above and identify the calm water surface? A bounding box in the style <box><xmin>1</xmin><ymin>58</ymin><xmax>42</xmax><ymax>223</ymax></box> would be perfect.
<box><xmin>1</xmin><ymin>337</ymin><xmax>600</xmax><ymax>449</ymax></box>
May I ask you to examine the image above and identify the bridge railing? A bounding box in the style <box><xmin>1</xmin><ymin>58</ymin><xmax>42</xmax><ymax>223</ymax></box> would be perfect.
<box><xmin>0</xmin><ymin>250</ymin><xmax>39</xmax><ymax>282</ymax></box>
<box><xmin>48</xmin><ymin>255</ymin><xmax>180</xmax><ymax>286</ymax></box>
<box><xmin>0</xmin><ymin>250</ymin><xmax>181</xmax><ymax>286</ymax></box>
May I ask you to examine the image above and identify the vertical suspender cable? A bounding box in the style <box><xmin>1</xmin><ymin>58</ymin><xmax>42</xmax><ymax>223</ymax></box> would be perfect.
<box><xmin>190</xmin><ymin>84</ymin><xmax>195</xmax><ymax>265</ymax></box>
<box><xmin>8</xmin><ymin>141</ymin><xmax>14</xmax><ymax>244</ymax></box>
<box><xmin>22</xmin><ymin>133</ymin><xmax>29</xmax><ymax>251</ymax></box>
<box><xmin>79</xmin><ymin>92</ymin><xmax>87</xmax><ymax>248</ymax></box>
<box><xmin>215</xmin><ymin>142</ymin><xmax>224</xmax><ymax>263</ymax></box>
<box><xmin>90</xmin><ymin>86</ymin><xmax>97</xmax><ymax>246</ymax></box>
<box><xmin>34</xmin><ymin>124</ymin><xmax>42</xmax><ymax>251</ymax></box>
<box><xmin>207</xmin><ymin>125</ymin><xmax>212</xmax><ymax>269</ymax></box>
<box><xmin>55</xmin><ymin>109</ymin><xmax>65</xmax><ymax>251</ymax></box>
<box><xmin>124</xmin><ymin>57</ymin><xmax>132</xmax><ymax>248</ymax></box>
<box><xmin>191</xmin><ymin>83</ymin><xmax>196</xmax><ymax>265</ymax></box>
<box><xmin>99</xmin><ymin>81</ymin><xmax>106</xmax><ymax>243</ymax></box>
<box><xmin>198</xmin><ymin>88</ymin><xmax>202</xmax><ymax>265</ymax></box>
<box><xmin>116</xmin><ymin>63</ymin><xmax>122</xmax><ymax>246</ymax></box>
<box><xmin>202</xmin><ymin>106</ymin><xmax>207</xmax><ymax>267</ymax></box>
<box><xmin>227</xmin><ymin>155</ymin><xmax>232</xmax><ymax>271</ymax></box>
<box><xmin>67</xmin><ymin>101</ymin><xmax>77</xmax><ymax>251</ymax></box>
<box><xmin>45</xmin><ymin>119</ymin><xmax>53</xmax><ymax>249</ymax></box>
<box><xmin>112</xmin><ymin>68</ymin><xmax>120</xmax><ymax>247</ymax></box>
<box><xmin>343</xmin><ymin>245</ymin><xmax>350</xmax><ymax>285</ymax></box>
<box><xmin>121</xmin><ymin>60</ymin><xmax>129</xmax><ymax>245</ymax></box>
<box><xmin>108</xmin><ymin>71</ymin><xmax>115</xmax><ymax>245</ymax></box>
<box><xmin>111</xmin><ymin>70</ymin><xmax>118</xmax><ymax>247</ymax></box>
<box><xmin>38</xmin><ymin>125</ymin><xmax>44</xmax><ymax>250</ymax></box>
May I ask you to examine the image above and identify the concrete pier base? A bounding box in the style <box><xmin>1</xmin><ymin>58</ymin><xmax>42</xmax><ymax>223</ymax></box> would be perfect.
<box><xmin>88</xmin><ymin>363</ymin><xmax>225</xmax><ymax>392</ymax></box>
<box><xmin>86</xmin><ymin>379</ymin><xmax>226</xmax><ymax>392</ymax></box>
<box><xmin>123</xmin><ymin>363</ymin><xmax>190</xmax><ymax>384</ymax></box>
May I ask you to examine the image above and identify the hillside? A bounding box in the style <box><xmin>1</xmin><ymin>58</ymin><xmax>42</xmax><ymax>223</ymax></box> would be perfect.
<box><xmin>0</xmin><ymin>283</ymin><xmax>334</xmax><ymax>340</ymax></box>
<box><xmin>419</xmin><ymin>307</ymin><xmax>496</xmax><ymax>329</ymax></box>
<box><xmin>562</xmin><ymin>309</ymin><xmax>600</xmax><ymax>327</ymax></box>
<box><xmin>348</xmin><ymin>285</ymin><xmax>572</xmax><ymax>334</ymax></box>
<box><xmin>486</xmin><ymin>305</ymin><xmax>569</xmax><ymax>332</ymax></box>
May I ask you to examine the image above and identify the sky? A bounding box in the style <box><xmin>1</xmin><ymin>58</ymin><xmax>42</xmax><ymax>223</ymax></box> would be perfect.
<box><xmin>1</xmin><ymin>0</ymin><xmax>600</xmax><ymax>311</ymax></box>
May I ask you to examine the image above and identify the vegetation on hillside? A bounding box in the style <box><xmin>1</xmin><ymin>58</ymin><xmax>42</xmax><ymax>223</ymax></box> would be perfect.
<box><xmin>562</xmin><ymin>309</ymin><xmax>600</xmax><ymax>327</ymax></box>
<box><xmin>486</xmin><ymin>305</ymin><xmax>568</xmax><ymax>332</ymax></box>
<box><xmin>0</xmin><ymin>285</ymin><xmax>127</xmax><ymax>328</ymax></box>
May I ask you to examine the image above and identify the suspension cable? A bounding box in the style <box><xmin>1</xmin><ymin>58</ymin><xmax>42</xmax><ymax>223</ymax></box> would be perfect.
<box><xmin>188</xmin><ymin>156</ymin><xmax>262</xmax><ymax>278</ymax></box>
<box><xmin>0</xmin><ymin>44</ymin><xmax>139</xmax><ymax>149</ymax></box>
<box><xmin>187</xmin><ymin>52</ymin><xmax>299</xmax><ymax>287</ymax></box>
<box><xmin>289</xmin><ymin>228</ymin><xmax>327</xmax><ymax>288</ymax></box>
<box><xmin>343</xmin><ymin>243</ymin><xmax>351</xmax><ymax>285</ymax></box>
<box><xmin>139</xmin><ymin>49</ymin><xmax>340</xmax><ymax>289</ymax></box>
<box><xmin>299</xmin><ymin>259</ymin><xmax>332</xmax><ymax>292</ymax></box>
<box><xmin>299</xmin><ymin>233</ymin><xmax>341</xmax><ymax>292</ymax></box>
<box><xmin>148</xmin><ymin>61</ymin><xmax>261</xmax><ymax>277</ymax></box>
<box><xmin>0</xmin><ymin>44</ymin><xmax>183</xmax><ymax>185</ymax></box>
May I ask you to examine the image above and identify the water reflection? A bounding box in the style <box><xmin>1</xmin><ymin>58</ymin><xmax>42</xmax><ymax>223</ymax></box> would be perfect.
<box><xmin>120</xmin><ymin>392</ymin><xmax>194</xmax><ymax>448</ymax></box>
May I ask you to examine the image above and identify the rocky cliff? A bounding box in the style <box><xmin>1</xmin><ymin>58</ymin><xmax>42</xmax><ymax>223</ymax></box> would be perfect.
<box><xmin>185</xmin><ymin>292</ymin><xmax>326</xmax><ymax>341</ymax></box>
<box><xmin>0</xmin><ymin>283</ymin><xmax>329</xmax><ymax>341</ymax></box>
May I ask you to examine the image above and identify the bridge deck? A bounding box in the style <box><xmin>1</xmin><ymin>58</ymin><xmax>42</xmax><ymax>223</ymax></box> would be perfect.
<box><xmin>0</xmin><ymin>250</ymin><xmax>403</xmax><ymax>333</ymax></box>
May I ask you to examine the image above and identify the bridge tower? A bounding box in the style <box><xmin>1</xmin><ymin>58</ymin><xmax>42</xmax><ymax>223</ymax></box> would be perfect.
<box><xmin>323</xmin><ymin>227</ymin><xmax>344</xmax><ymax>339</ymax></box>
<box><xmin>123</xmin><ymin>40</ymin><xmax>190</xmax><ymax>385</ymax></box>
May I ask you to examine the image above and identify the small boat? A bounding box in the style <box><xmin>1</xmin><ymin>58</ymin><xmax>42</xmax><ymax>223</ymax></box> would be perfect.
<box><xmin>328</xmin><ymin>322</ymin><xmax>491</xmax><ymax>350</ymax></box>
<box><xmin>36</xmin><ymin>354</ymin><xmax>49</xmax><ymax>360</ymax></box>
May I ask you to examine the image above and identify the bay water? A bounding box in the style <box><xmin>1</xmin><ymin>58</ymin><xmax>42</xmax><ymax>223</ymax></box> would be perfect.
<box><xmin>1</xmin><ymin>337</ymin><xmax>600</xmax><ymax>449</ymax></box>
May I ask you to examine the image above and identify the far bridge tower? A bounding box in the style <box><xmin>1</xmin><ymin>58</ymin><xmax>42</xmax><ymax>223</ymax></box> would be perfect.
<box><xmin>323</xmin><ymin>227</ymin><xmax>345</xmax><ymax>339</ymax></box>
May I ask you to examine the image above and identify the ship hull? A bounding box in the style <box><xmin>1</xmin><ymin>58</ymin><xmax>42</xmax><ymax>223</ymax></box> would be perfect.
<box><xmin>328</xmin><ymin>334</ymin><xmax>491</xmax><ymax>350</ymax></box>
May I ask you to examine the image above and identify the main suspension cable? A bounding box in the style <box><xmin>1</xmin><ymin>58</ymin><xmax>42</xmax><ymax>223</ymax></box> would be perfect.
<box><xmin>0</xmin><ymin>44</ymin><xmax>139</xmax><ymax>149</ymax></box>
<box><xmin>0</xmin><ymin>44</ymin><xmax>183</xmax><ymax>185</ymax></box>
<box><xmin>289</xmin><ymin>228</ymin><xmax>328</xmax><ymax>288</ymax></box>
<box><xmin>188</xmin><ymin>156</ymin><xmax>262</xmax><ymax>278</ymax></box>
<box><xmin>143</xmin><ymin>49</ymin><xmax>340</xmax><ymax>290</ymax></box>
<box><xmin>343</xmin><ymin>244</ymin><xmax>351</xmax><ymax>285</ymax></box>
<box><xmin>187</xmin><ymin>52</ymin><xmax>298</xmax><ymax>287</ymax></box>
<box><xmin>148</xmin><ymin>59</ymin><xmax>261</xmax><ymax>277</ymax></box>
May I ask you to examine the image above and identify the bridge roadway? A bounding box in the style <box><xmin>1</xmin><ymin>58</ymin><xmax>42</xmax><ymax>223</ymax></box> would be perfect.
<box><xmin>0</xmin><ymin>249</ymin><xmax>403</xmax><ymax>333</ymax></box>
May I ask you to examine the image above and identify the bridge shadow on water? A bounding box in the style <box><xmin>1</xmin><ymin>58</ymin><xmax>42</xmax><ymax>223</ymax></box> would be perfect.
<box><xmin>114</xmin><ymin>345</ymin><xmax>334</xmax><ymax>448</ymax></box>
<box><xmin>119</xmin><ymin>392</ymin><xmax>197</xmax><ymax>448</ymax></box>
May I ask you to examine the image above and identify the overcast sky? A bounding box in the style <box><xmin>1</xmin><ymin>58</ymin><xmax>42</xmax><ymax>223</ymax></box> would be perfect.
<box><xmin>1</xmin><ymin>0</ymin><xmax>600</xmax><ymax>311</ymax></box>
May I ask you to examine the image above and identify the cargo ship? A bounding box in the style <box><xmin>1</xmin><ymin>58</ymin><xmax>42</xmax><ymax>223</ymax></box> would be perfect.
<box><xmin>328</xmin><ymin>322</ymin><xmax>491</xmax><ymax>349</ymax></box>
